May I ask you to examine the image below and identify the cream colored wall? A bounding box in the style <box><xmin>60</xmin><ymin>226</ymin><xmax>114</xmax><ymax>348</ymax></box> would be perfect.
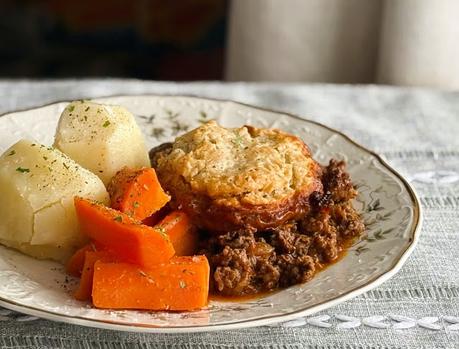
<box><xmin>377</xmin><ymin>0</ymin><xmax>459</xmax><ymax>88</ymax></box>
<box><xmin>225</xmin><ymin>0</ymin><xmax>459</xmax><ymax>89</ymax></box>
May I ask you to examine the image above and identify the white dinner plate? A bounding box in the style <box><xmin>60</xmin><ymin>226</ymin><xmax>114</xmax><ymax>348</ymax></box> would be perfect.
<box><xmin>0</xmin><ymin>95</ymin><xmax>421</xmax><ymax>333</ymax></box>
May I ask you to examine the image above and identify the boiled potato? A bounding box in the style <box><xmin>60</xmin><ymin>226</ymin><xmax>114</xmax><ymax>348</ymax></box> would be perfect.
<box><xmin>54</xmin><ymin>101</ymin><xmax>150</xmax><ymax>185</ymax></box>
<box><xmin>0</xmin><ymin>140</ymin><xmax>109</xmax><ymax>261</ymax></box>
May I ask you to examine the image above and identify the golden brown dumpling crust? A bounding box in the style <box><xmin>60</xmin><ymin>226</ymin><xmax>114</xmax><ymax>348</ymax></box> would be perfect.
<box><xmin>153</xmin><ymin>121</ymin><xmax>323</xmax><ymax>233</ymax></box>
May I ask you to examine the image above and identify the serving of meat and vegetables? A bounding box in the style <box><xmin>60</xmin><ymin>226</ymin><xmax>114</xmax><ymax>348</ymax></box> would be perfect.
<box><xmin>0</xmin><ymin>100</ymin><xmax>365</xmax><ymax>311</ymax></box>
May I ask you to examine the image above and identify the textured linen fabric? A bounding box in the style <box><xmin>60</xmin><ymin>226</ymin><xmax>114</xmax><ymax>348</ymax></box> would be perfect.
<box><xmin>0</xmin><ymin>80</ymin><xmax>458</xmax><ymax>349</ymax></box>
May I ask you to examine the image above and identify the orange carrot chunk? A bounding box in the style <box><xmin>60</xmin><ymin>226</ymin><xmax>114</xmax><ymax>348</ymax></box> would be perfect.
<box><xmin>74</xmin><ymin>250</ymin><xmax>115</xmax><ymax>301</ymax></box>
<box><xmin>66</xmin><ymin>244</ymin><xmax>94</xmax><ymax>277</ymax></box>
<box><xmin>92</xmin><ymin>256</ymin><xmax>210</xmax><ymax>311</ymax></box>
<box><xmin>66</xmin><ymin>242</ymin><xmax>105</xmax><ymax>277</ymax></box>
<box><xmin>108</xmin><ymin>167</ymin><xmax>170</xmax><ymax>220</ymax></box>
<box><xmin>155</xmin><ymin>211</ymin><xmax>198</xmax><ymax>256</ymax></box>
<box><xmin>74</xmin><ymin>197</ymin><xmax>175</xmax><ymax>267</ymax></box>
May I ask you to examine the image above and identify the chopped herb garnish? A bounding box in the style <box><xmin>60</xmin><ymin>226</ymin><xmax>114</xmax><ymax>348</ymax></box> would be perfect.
<box><xmin>7</xmin><ymin>150</ymin><xmax>15</xmax><ymax>156</ymax></box>
<box><xmin>102</xmin><ymin>120</ymin><xmax>110</xmax><ymax>127</ymax></box>
<box><xmin>232</xmin><ymin>134</ymin><xmax>244</xmax><ymax>147</ymax></box>
<box><xmin>16</xmin><ymin>167</ymin><xmax>30</xmax><ymax>173</ymax></box>
<box><xmin>63</xmin><ymin>163</ymin><xmax>69</xmax><ymax>170</ymax></box>
<box><xmin>84</xmin><ymin>115</ymin><xmax>88</xmax><ymax>121</ymax></box>
<box><xmin>85</xmin><ymin>106</ymin><xmax>90</xmax><ymax>112</ymax></box>
<box><xmin>68</xmin><ymin>105</ymin><xmax>75</xmax><ymax>112</ymax></box>
<box><xmin>43</xmin><ymin>156</ymin><xmax>48</xmax><ymax>160</ymax></box>
<box><xmin>179</xmin><ymin>280</ymin><xmax>187</xmax><ymax>289</ymax></box>
<box><xmin>133</xmin><ymin>201</ymin><xmax>140</xmax><ymax>208</ymax></box>
<box><xmin>114</xmin><ymin>216</ymin><xmax>123</xmax><ymax>222</ymax></box>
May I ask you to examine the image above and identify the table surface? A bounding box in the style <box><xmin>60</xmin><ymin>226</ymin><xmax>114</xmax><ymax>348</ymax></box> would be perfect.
<box><xmin>0</xmin><ymin>80</ymin><xmax>458</xmax><ymax>349</ymax></box>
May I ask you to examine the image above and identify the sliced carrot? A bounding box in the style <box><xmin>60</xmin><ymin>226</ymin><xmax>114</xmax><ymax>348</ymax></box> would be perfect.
<box><xmin>66</xmin><ymin>244</ymin><xmax>94</xmax><ymax>277</ymax></box>
<box><xmin>155</xmin><ymin>211</ymin><xmax>198</xmax><ymax>256</ymax></box>
<box><xmin>74</xmin><ymin>197</ymin><xmax>175</xmax><ymax>267</ymax></box>
<box><xmin>66</xmin><ymin>242</ymin><xmax>106</xmax><ymax>277</ymax></box>
<box><xmin>108</xmin><ymin>167</ymin><xmax>170</xmax><ymax>220</ymax></box>
<box><xmin>92</xmin><ymin>256</ymin><xmax>210</xmax><ymax>311</ymax></box>
<box><xmin>74</xmin><ymin>250</ymin><xmax>115</xmax><ymax>301</ymax></box>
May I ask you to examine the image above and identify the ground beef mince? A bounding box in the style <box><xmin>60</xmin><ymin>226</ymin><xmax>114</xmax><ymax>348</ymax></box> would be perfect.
<box><xmin>199</xmin><ymin>159</ymin><xmax>365</xmax><ymax>296</ymax></box>
<box><xmin>321</xmin><ymin>159</ymin><xmax>358</xmax><ymax>203</ymax></box>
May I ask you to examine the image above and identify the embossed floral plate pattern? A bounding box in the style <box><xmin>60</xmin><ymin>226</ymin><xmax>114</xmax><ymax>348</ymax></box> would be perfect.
<box><xmin>0</xmin><ymin>96</ymin><xmax>421</xmax><ymax>333</ymax></box>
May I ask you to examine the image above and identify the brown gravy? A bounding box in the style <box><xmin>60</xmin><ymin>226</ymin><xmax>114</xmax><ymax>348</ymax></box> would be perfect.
<box><xmin>209</xmin><ymin>237</ymin><xmax>356</xmax><ymax>302</ymax></box>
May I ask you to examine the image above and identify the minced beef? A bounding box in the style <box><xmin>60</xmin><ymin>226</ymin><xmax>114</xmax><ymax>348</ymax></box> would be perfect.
<box><xmin>199</xmin><ymin>159</ymin><xmax>365</xmax><ymax>296</ymax></box>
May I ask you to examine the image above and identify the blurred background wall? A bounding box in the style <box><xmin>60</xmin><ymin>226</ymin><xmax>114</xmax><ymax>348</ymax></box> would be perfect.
<box><xmin>226</xmin><ymin>0</ymin><xmax>382</xmax><ymax>84</ymax></box>
<box><xmin>1</xmin><ymin>0</ymin><xmax>459</xmax><ymax>88</ymax></box>
<box><xmin>226</xmin><ymin>0</ymin><xmax>459</xmax><ymax>89</ymax></box>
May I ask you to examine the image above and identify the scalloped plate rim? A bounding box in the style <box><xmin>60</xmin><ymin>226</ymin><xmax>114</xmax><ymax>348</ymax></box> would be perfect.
<box><xmin>0</xmin><ymin>94</ymin><xmax>422</xmax><ymax>333</ymax></box>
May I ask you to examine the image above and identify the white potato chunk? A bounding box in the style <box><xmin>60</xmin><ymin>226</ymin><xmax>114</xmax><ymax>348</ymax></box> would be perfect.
<box><xmin>0</xmin><ymin>239</ymin><xmax>74</xmax><ymax>262</ymax></box>
<box><xmin>0</xmin><ymin>140</ymin><xmax>109</xmax><ymax>261</ymax></box>
<box><xmin>54</xmin><ymin>101</ymin><xmax>150</xmax><ymax>185</ymax></box>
